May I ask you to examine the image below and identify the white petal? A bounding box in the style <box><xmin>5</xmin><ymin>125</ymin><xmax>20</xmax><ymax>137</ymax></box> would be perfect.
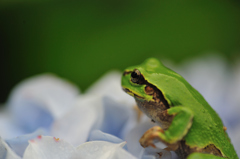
<box><xmin>51</xmin><ymin>95</ymin><xmax>103</xmax><ymax>146</ymax></box>
<box><xmin>76</xmin><ymin>141</ymin><xmax>137</xmax><ymax>159</ymax></box>
<box><xmin>23</xmin><ymin>136</ymin><xmax>76</xmax><ymax>159</ymax></box>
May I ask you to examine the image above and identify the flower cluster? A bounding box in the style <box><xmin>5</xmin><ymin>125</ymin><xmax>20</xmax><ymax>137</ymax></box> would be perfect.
<box><xmin>0</xmin><ymin>55</ymin><xmax>239</xmax><ymax>159</ymax></box>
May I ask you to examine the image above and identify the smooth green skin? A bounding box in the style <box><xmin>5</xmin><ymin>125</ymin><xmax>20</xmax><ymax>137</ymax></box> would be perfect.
<box><xmin>121</xmin><ymin>58</ymin><xmax>238</xmax><ymax>159</ymax></box>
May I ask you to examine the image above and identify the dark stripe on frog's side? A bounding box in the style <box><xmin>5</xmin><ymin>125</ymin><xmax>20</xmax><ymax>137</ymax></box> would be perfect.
<box><xmin>123</xmin><ymin>70</ymin><xmax>173</xmax><ymax>129</ymax></box>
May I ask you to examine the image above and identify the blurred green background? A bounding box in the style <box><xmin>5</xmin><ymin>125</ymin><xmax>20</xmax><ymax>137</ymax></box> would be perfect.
<box><xmin>1</xmin><ymin>0</ymin><xmax>240</xmax><ymax>103</ymax></box>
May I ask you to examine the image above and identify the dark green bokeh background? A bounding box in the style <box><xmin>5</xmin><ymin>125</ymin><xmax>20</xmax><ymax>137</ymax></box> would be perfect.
<box><xmin>1</xmin><ymin>0</ymin><xmax>240</xmax><ymax>103</ymax></box>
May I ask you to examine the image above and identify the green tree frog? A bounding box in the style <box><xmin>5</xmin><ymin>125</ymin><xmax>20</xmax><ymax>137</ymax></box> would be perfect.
<box><xmin>121</xmin><ymin>58</ymin><xmax>238</xmax><ymax>159</ymax></box>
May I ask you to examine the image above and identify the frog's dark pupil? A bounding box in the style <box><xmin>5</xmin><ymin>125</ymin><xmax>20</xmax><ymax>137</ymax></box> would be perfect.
<box><xmin>131</xmin><ymin>71</ymin><xmax>139</xmax><ymax>78</ymax></box>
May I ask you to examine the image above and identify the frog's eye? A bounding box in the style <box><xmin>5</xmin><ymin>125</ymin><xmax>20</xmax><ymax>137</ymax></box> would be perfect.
<box><xmin>131</xmin><ymin>69</ymin><xmax>141</xmax><ymax>83</ymax></box>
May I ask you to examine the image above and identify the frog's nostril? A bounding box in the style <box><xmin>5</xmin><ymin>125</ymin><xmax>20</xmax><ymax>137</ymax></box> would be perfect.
<box><xmin>123</xmin><ymin>71</ymin><xmax>131</xmax><ymax>76</ymax></box>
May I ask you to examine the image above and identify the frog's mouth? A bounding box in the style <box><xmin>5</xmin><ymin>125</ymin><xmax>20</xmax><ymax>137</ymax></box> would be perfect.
<box><xmin>122</xmin><ymin>87</ymin><xmax>131</xmax><ymax>93</ymax></box>
<box><xmin>122</xmin><ymin>87</ymin><xmax>145</xmax><ymax>99</ymax></box>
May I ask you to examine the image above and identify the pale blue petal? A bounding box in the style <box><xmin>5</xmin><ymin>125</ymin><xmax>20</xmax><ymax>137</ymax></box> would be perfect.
<box><xmin>88</xmin><ymin>130</ymin><xmax>123</xmax><ymax>143</ymax></box>
<box><xmin>51</xmin><ymin>95</ymin><xmax>104</xmax><ymax>146</ymax></box>
<box><xmin>100</xmin><ymin>97</ymin><xmax>131</xmax><ymax>138</ymax></box>
<box><xmin>10</xmin><ymin>101</ymin><xmax>54</xmax><ymax>133</ymax></box>
<box><xmin>125</xmin><ymin>120</ymin><xmax>157</xmax><ymax>157</ymax></box>
<box><xmin>0</xmin><ymin>110</ymin><xmax>24</xmax><ymax>139</ymax></box>
<box><xmin>0</xmin><ymin>137</ymin><xmax>21</xmax><ymax>159</ymax></box>
<box><xmin>7</xmin><ymin>74</ymin><xmax>79</xmax><ymax>134</ymax></box>
<box><xmin>86</xmin><ymin>71</ymin><xmax>135</xmax><ymax>106</ymax></box>
<box><xmin>88</xmin><ymin>130</ymin><xmax>128</xmax><ymax>150</ymax></box>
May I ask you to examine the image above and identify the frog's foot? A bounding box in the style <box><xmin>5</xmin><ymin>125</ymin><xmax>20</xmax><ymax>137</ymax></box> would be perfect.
<box><xmin>139</xmin><ymin>126</ymin><xmax>165</xmax><ymax>148</ymax></box>
<box><xmin>140</xmin><ymin>107</ymin><xmax>194</xmax><ymax>151</ymax></box>
<box><xmin>140</xmin><ymin>126</ymin><xmax>179</xmax><ymax>151</ymax></box>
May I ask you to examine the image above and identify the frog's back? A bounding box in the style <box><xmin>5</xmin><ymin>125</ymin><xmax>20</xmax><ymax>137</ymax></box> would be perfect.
<box><xmin>182</xmin><ymin>89</ymin><xmax>238</xmax><ymax>159</ymax></box>
<box><xmin>139</xmin><ymin>58</ymin><xmax>238</xmax><ymax>158</ymax></box>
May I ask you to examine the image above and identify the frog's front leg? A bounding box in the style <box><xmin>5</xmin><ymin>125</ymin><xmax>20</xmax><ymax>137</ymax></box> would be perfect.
<box><xmin>140</xmin><ymin>106</ymin><xmax>193</xmax><ymax>149</ymax></box>
<box><xmin>187</xmin><ymin>152</ymin><xmax>226</xmax><ymax>159</ymax></box>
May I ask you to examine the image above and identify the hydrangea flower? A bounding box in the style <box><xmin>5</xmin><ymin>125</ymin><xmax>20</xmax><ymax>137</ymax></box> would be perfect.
<box><xmin>0</xmin><ymin>55</ymin><xmax>239</xmax><ymax>159</ymax></box>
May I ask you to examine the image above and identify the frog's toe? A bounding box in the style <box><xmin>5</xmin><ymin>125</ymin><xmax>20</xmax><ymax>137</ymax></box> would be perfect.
<box><xmin>139</xmin><ymin>133</ymin><xmax>158</xmax><ymax>148</ymax></box>
<box><xmin>145</xmin><ymin>126</ymin><xmax>164</xmax><ymax>134</ymax></box>
<box><xmin>139</xmin><ymin>126</ymin><xmax>164</xmax><ymax>148</ymax></box>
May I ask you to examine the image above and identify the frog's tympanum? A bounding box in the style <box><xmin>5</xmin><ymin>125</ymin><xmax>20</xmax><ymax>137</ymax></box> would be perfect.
<box><xmin>121</xmin><ymin>58</ymin><xmax>238</xmax><ymax>159</ymax></box>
